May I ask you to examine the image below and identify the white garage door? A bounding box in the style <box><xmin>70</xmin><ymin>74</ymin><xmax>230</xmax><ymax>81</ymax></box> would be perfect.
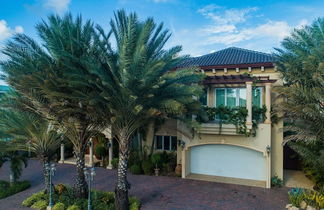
<box><xmin>190</xmin><ymin>144</ymin><xmax>266</xmax><ymax>181</ymax></box>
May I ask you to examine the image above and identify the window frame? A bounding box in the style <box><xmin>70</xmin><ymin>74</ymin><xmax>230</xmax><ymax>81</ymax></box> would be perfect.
<box><xmin>215</xmin><ymin>87</ymin><xmax>247</xmax><ymax>107</ymax></box>
<box><xmin>155</xmin><ymin>135</ymin><xmax>177</xmax><ymax>151</ymax></box>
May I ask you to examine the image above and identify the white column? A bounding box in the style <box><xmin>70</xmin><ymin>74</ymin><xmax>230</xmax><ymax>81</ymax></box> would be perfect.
<box><xmin>246</xmin><ymin>82</ymin><xmax>253</xmax><ymax>128</ymax></box>
<box><xmin>107</xmin><ymin>139</ymin><xmax>113</xmax><ymax>169</ymax></box>
<box><xmin>103</xmin><ymin>126</ymin><xmax>113</xmax><ymax>169</ymax></box>
<box><xmin>59</xmin><ymin>143</ymin><xmax>65</xmax><ymax>163</ymax></box>
<box><xmin>265</xmin><ymin>83</ymin><xmax>272</xmax><ymax>124</ymax></box>
<box><xmin>89</xmin><ymin>138</ymin><xmax>94</xmax><ymax>167</ymax></box>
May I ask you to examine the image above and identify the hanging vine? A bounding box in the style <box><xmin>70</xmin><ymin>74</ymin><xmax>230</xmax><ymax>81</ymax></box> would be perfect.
<box><xmin>196</xmin><ymin>105</ymin><xmax>267</xmax><ymax>136</ymax></box>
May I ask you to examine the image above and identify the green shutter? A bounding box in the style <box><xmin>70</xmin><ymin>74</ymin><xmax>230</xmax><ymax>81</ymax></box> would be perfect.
<box><xmin>216</xmin><ymin>89</ymin><xmax>225</xmax><ymax>107</ymax></box>
<box><xmin>252</xmin><ymin>87</ymin><xmax>262</xmax><ymax>107</ymax></box>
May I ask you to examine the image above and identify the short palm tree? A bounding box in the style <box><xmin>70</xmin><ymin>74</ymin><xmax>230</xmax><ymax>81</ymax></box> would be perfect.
<box><xmin>0</xmin><ymin>92</ymin><xmax>62</xmax><ymax>192</ymax></box>
<box><xmin>0</xmin><ymin>141</ymin><xmax>28</xmax><ymax>184</ymax></box>
<box><xmin>87</xmin><ymin>10</ymin><xmax>204</xmax><ymax>209</ymax></box>
<box><xmin>275</xmin><ymin>18</ymin><xmax>324</xmax><ymax>189</ymax></box>
<box><xmin>1</xmin><ymin>14</ymin><xmax>106</xmax><ymax>198</ymax></box>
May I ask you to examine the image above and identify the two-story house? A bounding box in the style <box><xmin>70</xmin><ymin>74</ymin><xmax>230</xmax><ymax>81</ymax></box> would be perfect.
<box><xmin>143</xmin><ymin>47</ymin><xmax>283</xmax><ymax>188</ymax></box>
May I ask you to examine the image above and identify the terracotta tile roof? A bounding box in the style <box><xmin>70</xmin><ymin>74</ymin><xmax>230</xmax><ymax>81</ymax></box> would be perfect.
<box><xmin>178</xmin><ymin>47</ymin><xmax>274</xmax><ymax>68</ymax></box>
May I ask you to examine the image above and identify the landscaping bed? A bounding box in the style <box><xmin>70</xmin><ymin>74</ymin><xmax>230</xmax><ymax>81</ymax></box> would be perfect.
<box><xmin>0</xmin><ymin>180</ymin><xmax>30</xmax><ymax>199</ymax></box>
<box><xmin>22</xmin><ymin>184</ymin><xmax>140</xmax><ymax>210</ymax></box>
<box><xmin>286</xmin><ymin>188</ymin><xmax>324</xmax><ymax>210</ymax></box>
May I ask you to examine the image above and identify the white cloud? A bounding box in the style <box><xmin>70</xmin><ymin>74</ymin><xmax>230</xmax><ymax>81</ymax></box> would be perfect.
<box><xmin>198</xmin><ymin>4</ymin><xmax>258</xmax><ymax>25</ymax></box>
<box><xmin>0</xmin><ymin>20</ymin><xmax>24</xmax><ymax>42</ymax></box>
<box><xmin>204</xmin><ymin>20</ymin><xmax>291</xmax><ymax>45</ymax></box>
<box><xmin>44</xmin><ymin>0</ymin><xmax>71</xmax><ymax>13</ymax></box>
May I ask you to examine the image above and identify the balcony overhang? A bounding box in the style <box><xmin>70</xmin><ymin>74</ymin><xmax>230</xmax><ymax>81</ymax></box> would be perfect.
<box><xmin>202</xmin><ymin>75</ymin><xmax>277</xmax><ymax>85</ymax></box>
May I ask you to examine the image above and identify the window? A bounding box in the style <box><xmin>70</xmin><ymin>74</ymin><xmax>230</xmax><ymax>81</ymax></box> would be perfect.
<box><xmin>252</xmin><ymin>87</ymin><xmax>262</xmax><ymax>108</ymax></box>
<box><xmin>155</xmin><ymin>135</ymin><xmax>177</xmax><ymax>151</ymax></box>
<box><xmin>216</xmin><ymin>88</ymin><xmax>246</xmax><ymax>107</ymax></box>
<box><xmin>199</xmin><ymin>88</ymin><xmax>208</xmax><ymax>106</ymax></box>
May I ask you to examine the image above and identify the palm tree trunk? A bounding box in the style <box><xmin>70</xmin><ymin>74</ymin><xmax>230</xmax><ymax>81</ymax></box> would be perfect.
<box><xmin>115</xmin><ymin>137</ymin><xmax>130</xmax><ymax>210</ymax></box>
<box><xmin>42</xmin><ymin>160</ymin><xmax>50</xmax><ymax>194</ymax></box>
<box><xmin>74</xmin><ymin>149</ymin><xmax>88</xmax><ymax>198</ymax></box>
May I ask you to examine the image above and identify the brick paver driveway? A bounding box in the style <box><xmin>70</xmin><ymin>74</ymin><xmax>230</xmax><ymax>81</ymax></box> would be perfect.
<box><xmin>0</xmin><ymin>160</ymin><xmax>289</xmax><ymax>210</ymax></box>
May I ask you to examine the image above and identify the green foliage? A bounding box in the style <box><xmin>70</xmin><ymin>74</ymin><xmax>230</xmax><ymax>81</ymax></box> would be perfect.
<box><xmin>0</xmin><ymin>180</ymin><xmax>30</xmax><ymax>199</ymax></box>
<box><xmin>111</xmin><ymin>158</ymin><xmax>119</xmax><ymax>169</ymax></box>
<box><xmin>288</xmin><ymin>188</ymin><xmax>306</xmax><ymax>207</ymax></box>
<box><xmin>197</xmin><ymin>105</ymin><xmax>266</xmax><ymax>136</ymax></box>
<box><xmin>271</xmin><ymin>175</ymin><xmax>283</xmax><ymax>187</ymax></box>
<box><xmin>288</xmin><ymin>141</ymin><xmax>324</xmax><ymax>190</ymax></box>
<box><xmin>95</xmin><ymin>144</ymin><xmax>107</xmax><ymax>159</ymax></box>
<box><xmin>22</xmin><ymin>184</ymin><xmax>140</xmax><ymax>210</ymax></box>
<box><xmin>288</xmin><ymin>188</ymin><xmax>324</xmax><ymax>209</ymax></box>
<box><xmin>31</xmin><ymin>200</ymin><xmax>48</xmax><ymax>210</ymax></box>
<box><xmin>130</xmin><ymin>197</ymin><xmax>141</xmax><ymax>210</ymax></box>
<box><xmin>275</xmin><ymin>18</ymin><xmax>324</xmax><ymax>191</ymax></box>
<box><xmin>22</xmin><ymin>191</ymin><xmax>47</xmax><ymax>207</ymax></box>
<box><xmin>151</xmin><ymin>153</ymin><xmax>161</xmax><ymax>168</ymax></box>
<box><xmin>141</xmin><ymin>159</ymin><xmax>153</xmax><ymax>175</ymax></box>
<box><xmin>53</xmin><ymin>202</ymin><xmax>65</xmax><ymax>210</ymax></box>
<box><xmin>130</xmin><ymin>164</ymin><xmax>142</xmax><ymax>175</ymax></box>
<box><xmin>66</xmin><ymin>205</ymin><xmax>81</xmax><ymax>210</ymax></box>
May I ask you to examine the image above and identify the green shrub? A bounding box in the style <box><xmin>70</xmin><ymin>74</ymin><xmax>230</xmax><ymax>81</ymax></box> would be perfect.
<box><xmin>129</xmin><ymin>196</ymin><xmax>141</xmax><ymax>210</ymax></box>
<box><xmin>53</xmin><ymin>202</ymin><xmax>65</xmax><ymax>210</ymax></box>
<box><xmin>128</xmin><ymin>151</ymin><xmax>142</xmax><ymax>167</ymax></box>
<box><xmin>95</xmin><ymin>144</ymin><xmax>107</xmax><ymax>159</ymax></box>
<box><xmin>112</xmin><ymin>158</ymin><xmax>119</xmax><ymax>169</ymax></box>
<box><xmin>55</xmin><ymin>183</ymin><xmax>67</xmax><ymax>195</ymax></box>
<box><xmin>66</xmin><ymin>204</ymin><xmax>81</xmax><ymax>210</ymax></box>
<box><xmin>22</xmin><ymin>191</ymin><xmax>47</xmax><ymax>207</ymax></box>
<box><xmin>0</xmin><ymin>180</ymin><xmax>31</xmax><ymax>199</ymax></box>
<box><xmin>141</xmin><ymin>159</ymin><xmax>153</xmax><ymax>175</ymax></box>
<box><xmin>130</xmin><ymin>164</ymin><xmax>142</xmax><ymax>174</ymax></box>
<box><xmin>288</xmin><ymin>188</ymin><xmax>307</xmax><ymax>207</ymax></box>
<box><xmin>31</xmin><ymin>200</ymin><xmax>47</xmax><ymax>210</ymax></box>
<box><xmin>271</xmin><ymin>175</ymin><xmax>283</xmax><ymax>187</ymax></box>
<box><xmin>151</xmin><ymin>153</ymin><xmax>161</xmax><ymax>168</ymax></box>
<box><xmin>22</xmin><ymin>184</ymin><xmax>140</xmax><ymax>210</ymax></box>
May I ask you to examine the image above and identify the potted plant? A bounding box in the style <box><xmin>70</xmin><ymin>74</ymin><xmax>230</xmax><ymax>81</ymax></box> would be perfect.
<box><xmin>151</xmin><ymin>154</ymin><xmax>161</xmax><ymax>176</ymax></box>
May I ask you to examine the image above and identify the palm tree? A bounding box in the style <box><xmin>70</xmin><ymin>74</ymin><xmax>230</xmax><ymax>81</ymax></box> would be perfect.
<box><xmin>275</xmin><ymin>18</ymin><xmax>324</xmax><ymax>189</ymax></box>
<box><xmin>0</xmin><ymin>141</ymin><xmax>28</xmax><ymax>185</ymax></box>
<box><xmin>1</xmin><ymin>14</ymin><xmax>106</xmax><ymax>198</ymax></box>
<box><xmin>87</xmin><ymin>10</ymin><xmax>204</xmax><ymax>209</ymax></box>
<box><xmin>0</xmin><ymin>97</ymin><xmax>62</xmax><ymax>192</ymax></box>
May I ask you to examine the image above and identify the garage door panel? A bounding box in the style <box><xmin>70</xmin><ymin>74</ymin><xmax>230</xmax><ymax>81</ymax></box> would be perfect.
<box><xmin>190</xmin><ymin>144</ymin><xmax>266</xmax><ymax>181</ymax></box>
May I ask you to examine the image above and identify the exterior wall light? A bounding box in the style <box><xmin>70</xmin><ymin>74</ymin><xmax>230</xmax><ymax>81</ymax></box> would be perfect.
<box><xmin>266</xmin><ymin>145</ymin><xmax>271</xmax><ymax>154</ymax></box>
<box><xmin>178</xmin><ymin>139</ymin><xmax>186</xmax><ymax>149</ymax></box>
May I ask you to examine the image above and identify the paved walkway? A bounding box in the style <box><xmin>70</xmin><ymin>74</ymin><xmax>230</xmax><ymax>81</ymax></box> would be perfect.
<box><xmin>284</xmin><ymin>169</ymin><xmax>314</xmax><ymax>189</ymax></box>
<box><xmin>0</xmin><ymin>160</ymin><xmax>289</xmax><ymax>210</ymax></box>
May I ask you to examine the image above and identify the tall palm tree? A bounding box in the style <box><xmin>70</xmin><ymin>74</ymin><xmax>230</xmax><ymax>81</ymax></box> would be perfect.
<box><xmin>1</xmin><ymin>14</ymin><xmax>106</xmax><ymax>198</ymax></box>
<box><xmin>275</xmin><ymin>18</ymin><xmax>324</xmax><ymax>189</ymax></box>
<box><xmin>87</xmin><ymin>10</ymin><xmax>204</xmax><ymax>209</ymax></box>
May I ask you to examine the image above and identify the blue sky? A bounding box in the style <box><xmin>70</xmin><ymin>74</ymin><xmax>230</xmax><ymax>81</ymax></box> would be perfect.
<box><xmin>0</xmin><ymin>0</ymin><xmax>323</xmax><ymax>84</ymax></box>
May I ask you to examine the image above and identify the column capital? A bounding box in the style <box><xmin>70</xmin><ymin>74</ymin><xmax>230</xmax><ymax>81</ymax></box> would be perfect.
<box><xmin>246</xmin><ymin>81</ymin><xmax>253</xmax><ymax>85</ymax></box>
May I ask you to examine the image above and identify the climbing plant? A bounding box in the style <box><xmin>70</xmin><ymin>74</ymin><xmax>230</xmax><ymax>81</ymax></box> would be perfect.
<box><xmin>197</xmin><ymin>105</ymin><xmax>267</xmax><ymax>136</ymax></box>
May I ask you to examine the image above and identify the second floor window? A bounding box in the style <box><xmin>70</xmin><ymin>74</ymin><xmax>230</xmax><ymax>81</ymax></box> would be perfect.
<box><xmin>216</xmin><ymin>88</ymin><xmax>246</xmax><ymax>107</ymax></box>
<box><xmin>215</xmin><ymin>87</ymin><xmax>262</xmax><ymax>108</ymax></box>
